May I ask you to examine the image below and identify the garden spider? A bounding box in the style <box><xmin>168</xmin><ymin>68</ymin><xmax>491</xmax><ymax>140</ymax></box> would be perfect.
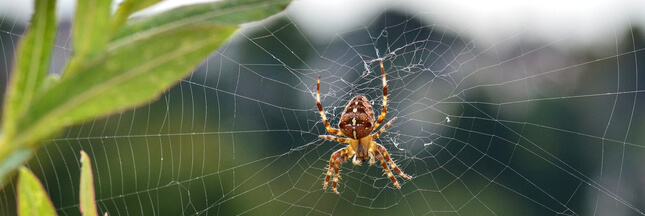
<box><xmin>316</xmin><ymin>61</ymin><xmax>411</xmax><ymax>194</ymax></box>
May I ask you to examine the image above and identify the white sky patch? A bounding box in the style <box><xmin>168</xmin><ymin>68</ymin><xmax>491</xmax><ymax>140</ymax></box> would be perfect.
<box><xmin>417</xmin><ymin>0</ymin><xmax>644</xmax><ymax>52</ymax></box>
<box><xmin>0</xmin><ymin>0</ymin><xmax>75</xmax><ymax>21</ymax></box>
<box><xmin>0</xmin><ymin>0</ymin><xmax>220</xmax><ymax>24</ymax></box>
<box><xmin>1</xmin><ymin>0</ymin><xmax>644</xmax><ymax>52</ymax></box>
<box><xmin>288</xmin><ymin>0</ymin><xmax>645</xmax><ymax>52</ymax></box>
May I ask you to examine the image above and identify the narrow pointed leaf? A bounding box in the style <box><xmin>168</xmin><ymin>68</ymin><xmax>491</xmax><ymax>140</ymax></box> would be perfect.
<box><xmin>1</xmin><ymin>0</ymin><xmax>57</xmax><ymax>136</ymax></box>
<box><xmin>72</xmin><ymin>0</ymin><xmax>111</xmax><ymax>52</ymax></box>
<box><xmin>17</xmin><ymin>167</ymin><xmax>57</xmax><ymax>216</ymax></box>
<box><xmin>79</xmin><ymin>151</ymin><xmax>98</xmax><ymax>216</ymax></box>
<box><xmin>113</xmin><ymin>0</ymin><xmax>290</xmax><ymax>42</ymax></box>
<box><xmin>0</xmin><ymin>147</ymin><xmax>32</xmax><ymax>188</ymax></box>
<box><xmin>15</xmin><ymin>23</ymin><xmax>237</xmax><ymax>146</ymax></box>
<box><xmin>62</xmin><ymin>0</ymin><xmax>112</xmax><ymax>78</ymax></box>
<box><xmin>111</xmin><ymin>0</ymin><xmax>162</xmax><ymax>32</ymax></box>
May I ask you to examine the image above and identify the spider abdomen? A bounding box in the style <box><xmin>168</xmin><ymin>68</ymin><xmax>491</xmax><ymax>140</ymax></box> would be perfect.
<box><xmin>339</xmin><ymin>96</ymin><xmax>374</xmax><ymax>139</ymax></box>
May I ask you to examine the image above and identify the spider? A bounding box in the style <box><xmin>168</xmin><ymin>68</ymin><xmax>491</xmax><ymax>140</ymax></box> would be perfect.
<box><xmin>316</xmin><ymin>60</ymin><xmax>411</xmax><ymax>194</ymax></box>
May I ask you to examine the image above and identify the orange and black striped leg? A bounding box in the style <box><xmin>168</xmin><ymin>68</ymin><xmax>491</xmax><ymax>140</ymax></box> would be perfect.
<box><xmin>373</xmin><ymin>148</ymin><xmax>400</xmax><ymax>189</ymax></box>
<box><xmin>319</xmin><ymin>135</ymin><xmax>350</xmax><ymax>143</ymax></box>
<box><xmin>375</xmin><ymin>142</ymin><xmax>411</xmax><ymax>180</ymax></box>
<box><xmin>324</xmin><ymin>148</ymin><xmax>352</xmax><ymax>194</ymax></box>
<box><xmin>373</xmin><ymin>60</ymin><xmax>388</xmax><ymax>129</ymax></box>
<box><xmin>370</xmin><ymin>117</ymin><xmax>397</xmax><ymax>140</ymax></box>
<box><xmin>317</xmin><ymin>76</ymin><xmax>343</xmax><ymax>136</ymax></box>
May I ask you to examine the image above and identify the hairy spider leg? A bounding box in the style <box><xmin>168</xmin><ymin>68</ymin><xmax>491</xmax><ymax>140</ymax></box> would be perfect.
<box><xmin>368</xmin><ymin>152</ymin><xmax>376</xmax><ymax>165</ymax></box>
<box><xmin>319</xmin><ymin>135</ymin><xmax>350</xmax><ymax>143</ymax></box>
<box><xmin>324</xmin><ymin>148</ymin><xmax>353</xmax><ymax>194</ymax></box>
<box><xmin>373</xmin><ymin>145</ymin><xmax>400</xmax><ymax>189</ymax></box>
<box><xmin>317</xmin><ymin>76</ymin><xmax>344</xmax><ymax>136</ymax></box>
<box><xmin>373</xmin><ymin>61</ymin><xmax>388</xmax><ymax>129</ymax></box>
<box><xmin>370</xmin><ymin>117</ymin><xmax>397</xmax><ymax>140</ymax></box>
<box><xmin>375</xmin><ymin>143</ymin><xmax>411</xmax><ymax>180</ymax></box>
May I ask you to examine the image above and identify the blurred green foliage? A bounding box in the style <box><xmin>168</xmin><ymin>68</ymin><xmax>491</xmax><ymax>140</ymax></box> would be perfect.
<box><xmin>0</xmin><ymin>0</ymin><xmax>290</xmax><ymax>215</ymax></box>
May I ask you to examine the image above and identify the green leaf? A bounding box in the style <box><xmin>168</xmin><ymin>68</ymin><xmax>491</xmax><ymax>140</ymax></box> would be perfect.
<box><xmin>15</xmin><ymin>23</ymin><xmax>237</xmax><ymax>146</ymax></box>
<box><xmin>0</xmin><ymin>147</ymin><xmax>32</xmax><ymax>188</ymax></box>
<box><xmin>113</xmin><ymin>0</ymin><xmax>290</xmax><ymax>42</ymax></box>
<box><xmin>17</xmin><ymin>167</ymin><xmax>57</xmax><ymax>216</ymax></box>
<box><xmin>1</xmin><ymin>0</ymin><xmax>57</xmax><ymax>136</ymax></box>
<box><xmin>79</xmin><ymin>151</ymin><xmax>98</xmax><ymax>216</ymax></box>
<box><xmin>72</xmin><ymin>0</ymin><xmax>111</xmax><ymax>53</ymax></box>
<box><xmin>0</xmin><ymin>0</ymin><xmax>290</xmax><ymax>190</ymax></box>
<box><xmin>62</xmin><ymin>0</ymin><xmax>112</xmax><ymax>78</ymax></box>
<box><xmin>41</xmin><ymin>74</ymin><xmax>61</xmax><ymax>92</ymax></box>
<box><xmin>111</xmin><ymin>0</ymin><xmax>162</xmax><ymax>32</ymax></box>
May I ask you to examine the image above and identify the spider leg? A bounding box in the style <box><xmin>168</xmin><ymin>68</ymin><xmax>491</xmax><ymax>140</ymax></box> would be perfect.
<box><xmin>375</xmin><ymin>142</ymin><xmax>411</xmax><ymax>180</ymax></box>
<box><xmin>370</xmin><ymin>117</ymin><xmax>397</xmax><ymax>140</ymax></box>
<box><xmin>372</xmin><ymin>144</ymin><xmax>401</xmax><ymax>189</ymax></box>
<box><xmin>368</xmin><ymin>152</ymin><xmax>376</xmax><ymax>165</ymax></box>
<box><xmin>324</xmin><ymin>147</ymin><xmax>353</xmax><ymax>194</ymax></box>
<box><xmin>317</xmin><ymin>76</ymin><xmax>343</xmax><ymax>136</ymax></box>
<box><xmin>373</xmin><ymin>60</ymin><xmax>388</xmax><ymax>129</ymax></box>
<box><xmin>319</xmin><ymin>135</ymin><xmax>350</xmax><ymax>143</ymax></box>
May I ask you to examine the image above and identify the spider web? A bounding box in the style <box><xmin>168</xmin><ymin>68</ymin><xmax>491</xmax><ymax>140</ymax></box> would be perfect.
<box><xmin>1</xmin><ymin>1</ymin><xmax>645</xmax><ymax>215</ymax></box>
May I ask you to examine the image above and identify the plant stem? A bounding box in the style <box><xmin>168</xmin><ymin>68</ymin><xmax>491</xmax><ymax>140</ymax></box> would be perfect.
<box><xmin>0</xmin><ymin>132</ymin><xmax>11</xmax><ymax>164</ymax></box>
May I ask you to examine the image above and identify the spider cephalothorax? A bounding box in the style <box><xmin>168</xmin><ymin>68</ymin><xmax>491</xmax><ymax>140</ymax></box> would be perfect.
<box><xmin>316</xmin><ymin>61</ymin><xmax>411</xmax><ymax>194</ymax></box>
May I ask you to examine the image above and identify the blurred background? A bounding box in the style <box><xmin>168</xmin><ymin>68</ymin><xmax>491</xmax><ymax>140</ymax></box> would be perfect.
<box><xmin>1</xmin><ymin>0</ymin><xmax>645</xmax><ymax>215</ymax></box>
